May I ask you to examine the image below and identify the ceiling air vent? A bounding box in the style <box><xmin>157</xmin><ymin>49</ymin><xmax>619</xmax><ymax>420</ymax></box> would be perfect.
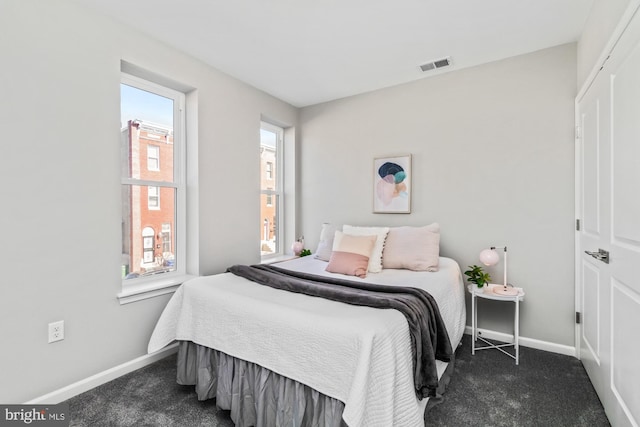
<box><xmin>419</xmin><ymin>57</ymin><xmax>451</xmax><ymax>72</ymax></box>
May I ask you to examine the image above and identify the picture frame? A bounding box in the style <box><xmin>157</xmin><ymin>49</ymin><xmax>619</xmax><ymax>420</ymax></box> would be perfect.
<box><xmin>373</xmin><ymin>154</ymin><xmax>411</xmax><ymax>214</ymax></box>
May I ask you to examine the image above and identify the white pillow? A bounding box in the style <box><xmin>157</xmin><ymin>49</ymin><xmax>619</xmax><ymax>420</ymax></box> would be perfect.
<box><xmin>382</xmin><ymin>223</ymin><xmax>440</xmax><ymax>271</ymax></box>
<box><xmin>342</xmin><ymin>225</ymin><xmax>390</xmax><ymax>273</ymax></box>
<box><xmin>314</xmin><ymin>223</ymin><xmax>336</xmax><ymax>261</ymax></box>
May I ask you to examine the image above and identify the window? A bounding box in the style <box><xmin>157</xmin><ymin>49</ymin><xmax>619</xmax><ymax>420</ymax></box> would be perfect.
<box><xmin>120</xmin><ymin>73</ymin><xmax>185</xmax><ymax>289</ymax></box>
<box><xmin>147</xmin><ymin>145</ymin><xmax>160</xmax><ymax>171</ymax></box>
<box><xmin>161</xmin><ymin>223</ymin><xmax>172</xmax><ymax>254</ymax></box>
<box><xmin>148</xmin><ymin>186</ymin><xmax>160</xmax><ymax>209</ymax></box>
<box><xmin>260</xmin><ymin>122</ymin><xmax>283</xmax><ymax>258</ymax></box>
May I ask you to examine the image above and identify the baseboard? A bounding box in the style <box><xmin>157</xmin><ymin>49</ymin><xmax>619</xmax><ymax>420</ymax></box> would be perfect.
<box><xmin>25</xmin><ymin>343</ymin><xmax>179</xmax><ymax>404</ymax></box>
<box><xmin>464</xmin><ymin>327</ymin><xmax>576</xmax><ymax>357</ymax></box>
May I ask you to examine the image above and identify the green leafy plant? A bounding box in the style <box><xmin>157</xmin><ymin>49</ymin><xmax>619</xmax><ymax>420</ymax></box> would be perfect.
<box><xmin>299</xmin><ymin>249</ymin><xmax>312</xmax><ymax>257</ymax></box>
<box><xmin>464</xmin><ymin>265</ymin><xmax>491</xmax><ymax>288</ymax></box>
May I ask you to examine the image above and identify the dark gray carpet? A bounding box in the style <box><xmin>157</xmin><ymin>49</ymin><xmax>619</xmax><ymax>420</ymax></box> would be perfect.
<box><xmin>66</xmin><ymin>335</ymin><xmax>610</xmax><ymax>426</ymax></box>
<box><xmin>425</xmin><ymin>336</ymin><xmax>610</xmax><ymax>427</ymax></box>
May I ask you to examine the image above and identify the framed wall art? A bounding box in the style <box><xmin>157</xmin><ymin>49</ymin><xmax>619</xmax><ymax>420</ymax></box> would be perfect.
<box><xmin>373</xmin><ymin>154</ymin><xmax>411</xmax><ymax>214</ymax></box>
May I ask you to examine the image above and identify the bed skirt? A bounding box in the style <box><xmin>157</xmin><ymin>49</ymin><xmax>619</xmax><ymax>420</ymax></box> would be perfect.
<box><xmin>176</xmin><ymin>340</ymin><xmax>455</xmax><ymax>426</ymax></box>
<box><xmin>176</xmin><ymin>341</ymin><xmax>347</xmax><ymax>427</ymax></box>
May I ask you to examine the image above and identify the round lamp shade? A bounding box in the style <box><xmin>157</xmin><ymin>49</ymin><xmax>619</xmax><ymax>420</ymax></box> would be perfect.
<box><xmin>479</xmin><ymin>248</ymin><xmax>500</xmax><ymax>266</ymax></box>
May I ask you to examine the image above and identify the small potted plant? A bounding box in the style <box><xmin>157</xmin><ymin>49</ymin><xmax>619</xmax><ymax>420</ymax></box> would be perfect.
<box><xmin>299</xmin><ymin>248</ymin><xmax>312</xmax><ymax>257</ymax></box>
<box><xmin>464</xmin><ymin>265</ymin><xmax>491</xmax><ymax>289</ymax></box>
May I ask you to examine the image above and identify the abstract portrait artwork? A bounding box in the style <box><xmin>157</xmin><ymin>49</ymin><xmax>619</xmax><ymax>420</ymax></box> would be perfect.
<box><xmin>373</xmin><ymin>155</ymin><xmax>411</xmax><ymax>213</ymax></box>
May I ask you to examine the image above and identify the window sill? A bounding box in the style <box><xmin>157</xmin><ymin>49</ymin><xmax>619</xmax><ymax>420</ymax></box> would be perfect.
<box><xmin>117</xmin><ymin>274</ymin><xmax>196</xmax><ymax>305</ymax></box>
<box><xmin>261</xmin><ymin>254</ymin><xmax>298</xmax><ymax>264</ymax></box>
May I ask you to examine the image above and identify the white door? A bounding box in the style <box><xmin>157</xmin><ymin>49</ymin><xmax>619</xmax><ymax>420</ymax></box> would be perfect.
<box><xmin>577</xmin><ymin>7</ymin><xmax>640</xmax><ymax>427</ymax></box>
<box><xmin>577</xmin><ymin>62</ymin><xmax>612</xmax><ymax>421</ymax></box>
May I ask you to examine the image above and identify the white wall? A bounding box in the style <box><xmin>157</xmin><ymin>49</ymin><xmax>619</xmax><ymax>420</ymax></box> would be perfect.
<box><xmin>577</xmin><ymin>0</ymin><xmax>633</xmax><ymax>89</ymax></box>
<box><xmin>0</xmin><ymin>0</ymin><xmax>297</xmax><ymax>403</ymax></box>
<box><xmin>299</xmin><ymin>44</ymin><xmax>577</xmax><ymax>347</ymax></box>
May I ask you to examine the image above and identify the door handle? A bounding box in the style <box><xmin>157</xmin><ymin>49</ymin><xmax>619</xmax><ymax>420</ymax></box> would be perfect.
<box><xmin>585</xmin><ymin>249</ymin><xmax>609</xmax><ymax>264</ymax></box>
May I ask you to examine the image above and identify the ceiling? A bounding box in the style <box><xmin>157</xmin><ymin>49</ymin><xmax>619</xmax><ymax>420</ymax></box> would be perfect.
<box><xmin>75</xmin><ymin>0</ymin><xmax>594</xmax><ymax>107</ymax></box>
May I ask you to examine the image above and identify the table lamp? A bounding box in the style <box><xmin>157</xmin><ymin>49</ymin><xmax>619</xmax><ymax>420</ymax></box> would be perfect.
<box><xmin>479</xmin><ymin>246</ymin><xmax>518</xmax><ymax>296</ymax></box>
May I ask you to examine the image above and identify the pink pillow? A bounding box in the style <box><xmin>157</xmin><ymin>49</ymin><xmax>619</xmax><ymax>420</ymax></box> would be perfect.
<box><xmin>382</xmin><ymin>223</ymin><xmax>440</xmax><ymax>271</ymax></box>
<box><xmin>342</xmin><ymin>225</ymin><xmax>389</xmax><ymax>273</ymax></box>
<box><xmin>326</xmin><ymin>232</ymin><xmax>377</xmax><ymax>278</ymax></box>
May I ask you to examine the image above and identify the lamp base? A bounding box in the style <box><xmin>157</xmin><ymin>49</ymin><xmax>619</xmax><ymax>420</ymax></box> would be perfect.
<box><xmin>493</xmin><ymin>286</ymin><xmax>519</xmax><ymax>296</ymax></box>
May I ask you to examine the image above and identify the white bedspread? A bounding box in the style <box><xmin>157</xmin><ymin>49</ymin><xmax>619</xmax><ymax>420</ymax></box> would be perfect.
<box><xmin>148</xmin><ymin>256</ymin><xmax>466</xmax><ymax>427</ymax></box>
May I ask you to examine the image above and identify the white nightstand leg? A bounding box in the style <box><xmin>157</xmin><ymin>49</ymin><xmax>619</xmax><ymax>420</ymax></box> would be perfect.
<box><xmin>471</xmin><ymin>292</ymin><xmax>476</xmax><ymax>355</ymax></box>
<box><xmin>515</xmin><ymin>298</ymin><xmax>520</xmax><ymax>365</ymax></box>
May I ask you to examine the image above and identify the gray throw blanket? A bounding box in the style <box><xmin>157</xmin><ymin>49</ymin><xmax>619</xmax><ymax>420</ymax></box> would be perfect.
<box><xmin>227</xmin><ymin>264</ymin><xmax>453</xmax><ymax>398</ymax></box>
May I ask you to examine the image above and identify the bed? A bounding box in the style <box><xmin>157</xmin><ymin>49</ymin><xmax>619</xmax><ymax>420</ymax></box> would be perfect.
<box><xmin>148</xmin><ymin>250</ymin><xmax>466</xmax><ymax>427</ymax></box>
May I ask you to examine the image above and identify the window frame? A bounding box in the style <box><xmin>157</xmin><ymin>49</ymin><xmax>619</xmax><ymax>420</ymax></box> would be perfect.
<box><xmin>119</xmin><ymin>73</ymin><xmax>188</xmax><ymax>302</ymax></box>
<box><xmin>260</xmin><ymin>121</ymin><xmax>284</xmax><ymax>260</ymax></box>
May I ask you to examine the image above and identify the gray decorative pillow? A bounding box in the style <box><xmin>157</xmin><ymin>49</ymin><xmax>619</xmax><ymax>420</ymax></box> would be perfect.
<box><xmin>314</xmin><ymin>223</ymin><xmax>335</xmax><ymax>261</ymax></box>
